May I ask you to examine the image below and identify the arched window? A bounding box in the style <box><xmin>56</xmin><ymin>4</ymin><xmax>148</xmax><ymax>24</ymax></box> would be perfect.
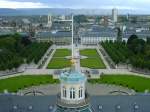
<box><xmin>70</xmin><ymin>88</ymin><xmax>75</xmax><ymax>99</ymax></box>
<box><xmin>63</xmin><ymin>87</ymin><xmax>67</xmax><ymax>98</ymax></box>
<box><xmin>79</xmin><ymin>87</ymin><xmax>83</xmax><ymax>98</ymax></box>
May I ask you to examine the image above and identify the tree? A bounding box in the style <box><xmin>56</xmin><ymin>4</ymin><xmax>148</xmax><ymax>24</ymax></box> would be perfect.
<box><xmin>127</xmin><ymin>34</ymin><xmax>138</xmax><ymax>45</ymax></box>
<box><xmin>144</xmin><ymin>44</ymin><xmax>150</xmax><ymax>58</ymax></box>
<box><xmin>13</xmin><ymin>33</ymin><xmax>23</xmax><ymax>53</ymax></box>
<box><xmin>118</xmin><ymin>16</ymin><xmax>128</xmax><ymax>22</ymax></box>
<box><xmin>116</xmin><ymin>27</ymin><xmax>122</xmax><ymax>42</ymax></box>
<box><xmin>132</xmin><ymin>39</ymin><xmax>145</xmax><ymax>54</ymax></box>
<box><xmin>127</xmin><ymin>35</ymin><xmax>138</xmax><ymax>53</ymax></box>
<box><xmin>21</xmin><ymin>36</ymin><xmax>31</xmax><ymax>46</ymax></box>
<box><xmin>74</xmin><ymin>15</ymin><xmax>88</xmax><ymax>24</ymax></box>
<box><xmin>147</xmin><ymin>38</ymin><xmax>150</xmax><ymax>44</ymax></box>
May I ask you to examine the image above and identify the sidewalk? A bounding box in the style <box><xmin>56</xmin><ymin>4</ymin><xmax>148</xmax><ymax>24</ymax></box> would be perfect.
<box><xmin>96</xmin><ymin>47</ymin><xmax>110</xmax><ymax>69</ymax></box>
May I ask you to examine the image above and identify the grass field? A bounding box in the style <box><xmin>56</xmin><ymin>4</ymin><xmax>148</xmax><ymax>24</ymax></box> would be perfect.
<box><xmin>88</xmin><ymin>75</ymin><xmax>150</xmax><ymax>92</ymax></box>
<box><xmin>47</xmin><ymin>58</ymin><xmax>71</xmax><ymax>69</ymax></box>
<box><xmin>53</xmin><ymin>49</ymin><xmax>71</xmax><ymax>57</ymax></box>
<box><xmin>0</xmin><ymin>75</ymin><xmax>59</xmax><ymax>93</ymax></box>
<box><xmin>80</xmin><ymin>49</ymin><xmax>99</xmax><ymax>57</ymax></box>
<box><xmin>47</xmin><ymin>49</ymin><xmax>71</xmax><ymax>69</ymax></box>
<box><xmin>1</xmin><ymin>74</ymin><xmax>149</xmax><ymax>93</ymax></box>
<box><xmin>80</xmin><ymin>49</ymin><xmax>106</xmax><ymax>69</ymax></box>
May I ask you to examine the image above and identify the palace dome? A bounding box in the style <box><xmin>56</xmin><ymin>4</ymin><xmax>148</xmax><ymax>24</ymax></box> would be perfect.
<box><xmin>60</xmin><ymin>70</ymin><xmax>86</xmax><ymax>84</ymax></box>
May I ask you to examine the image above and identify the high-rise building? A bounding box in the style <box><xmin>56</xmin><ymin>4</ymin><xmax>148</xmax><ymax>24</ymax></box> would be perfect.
<box><xmin>112</xmin><ymin>8</ymin><xmax>118</xmax><ymax>23</ymax></box>
<box><xmin>47</xmin><ymin>14</ymin><xmax>52</xmax><ymax>27</ymax></box>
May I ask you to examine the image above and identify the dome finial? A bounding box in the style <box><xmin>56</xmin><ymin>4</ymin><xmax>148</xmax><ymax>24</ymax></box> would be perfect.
<box><xmin>70</xmin><ymin>58</ymin><xmax>76</xmax><ymax>71</ymax></box>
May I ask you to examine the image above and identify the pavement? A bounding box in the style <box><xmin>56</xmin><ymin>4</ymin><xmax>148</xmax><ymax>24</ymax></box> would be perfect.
<box><xmin>17</xmin><ymin>83</ymin><xmax>135</xmax><ymax>96</ymax></box>
<box><xmin>73</xmin><ymin>45</ymin><xmax>81</xmax><ymax>72</ymax></box>
<box><xmin>96</xmin><ymin>47</ymin><xmax>110</xmax><ymax>69</ymax></box>
<box><xmin>38</xmin><ymin>45</ymin><xmax>54</xmax><ymax>69</ymax></box>
<box><xmin>42</xmin><ymin>46</ymin><xmax>56</xmax><ymax>69</ymax></box>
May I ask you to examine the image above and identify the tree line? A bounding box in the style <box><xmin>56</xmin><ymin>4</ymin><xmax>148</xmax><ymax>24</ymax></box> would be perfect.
<box><xmin>0</xmin><ymin>34</ymin><xmax>52</xmax><ymax>71</ymax></box>
<box><xmin>101</xmin><ymin>41</ymin><xmax>129</xmax><ymax>64</ymax></box>
<box><xmin>128</xmin><ymin>35</ymin><xmax>150</xmax><ymax>70</ymax></box>
<box><xmin>101</xmin><ymin>35</ymin><xmax>150</xmax><ymax>70</ymax></box>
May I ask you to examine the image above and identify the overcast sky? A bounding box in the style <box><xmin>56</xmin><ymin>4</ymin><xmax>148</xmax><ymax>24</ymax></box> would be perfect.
<box><xmin>0</xmin><ymin>0</ymin><xmax>150</xmax><ymax>12</ymax></box>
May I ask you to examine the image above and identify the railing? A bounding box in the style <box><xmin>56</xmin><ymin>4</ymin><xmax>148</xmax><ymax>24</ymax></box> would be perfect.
<box><xmin>56</xmin><ymin>93</ymin><xmax>90</xmax><ymax>108</ymax></box>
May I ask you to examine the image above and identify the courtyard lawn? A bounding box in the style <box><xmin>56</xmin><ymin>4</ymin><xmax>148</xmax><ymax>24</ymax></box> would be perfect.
<box><xmin>47</xmin><ymin>58</ymin><xmax>71</xmax><ymax>69</ymax></box>
<box><xmin>0</xmin><ymin>75</ymin><xmax>59</xmax><ymax>93</ymax></box>
<box><xmin>47</xmin><ymin>49</ymin><xmax>71</xmax><ymax>69</ymax></box>
<box><xmin>80</xmin><ymin>58</ymin><xmax>106</xmax><ymax>69</ymax></box>
<box><xmin>80</xmin><ymin>49</ymin><xmax>106</xmax><ymax>69</ymax></box>
<box><xmin>88</xmin><ymin>74</ymin><xmax>150</xmax><ymax>92</ymax></box>
<box><xmin>53</xmin><ymin>49</ymin><xmax>71</xmax><ymax>57</ymax></box>
<box><xmin>80</xmin><ymin>49</ymin><xmax>99</xmax><ymax>57</ymax></box>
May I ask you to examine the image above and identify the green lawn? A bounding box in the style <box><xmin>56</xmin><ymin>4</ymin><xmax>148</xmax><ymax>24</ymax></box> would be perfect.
<box><xmin>47</xmin><ymin>58</ymin><xmax>71</xmax><ymax>69</ymax></box>
<box><xmin>53</xmin><ymin>49</ymin><xmax>71</xmax><ymax>57</ymax></box>
<box><xmin>88</xmin><ymin>75</ymin><xmax>150</xmax><ymax>92</ymax></box>
<box><xmin>47</xmin><ymin>49</ymin><xmax>71</xmax><ymax>69</ymax></box>
<box><xmin>0</xmin><ymin>75</ymin><xmax>59</xmax><ymax>93</ymax></box>
<box><xmin>80</xmin><ymin>49</ymin><xmax>106</xmax><ymax>69</ymax></box>
<box><xmin>80</xmin><ymin>49</ymin><xmax>99</xmax><ymax>57</ymax></box>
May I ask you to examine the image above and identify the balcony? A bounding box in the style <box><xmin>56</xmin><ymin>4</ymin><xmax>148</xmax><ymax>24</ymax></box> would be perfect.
<box><xmin>56</xmin><ymin>92</ymin><xmax>90</xmax><ymax>108</ymax></box>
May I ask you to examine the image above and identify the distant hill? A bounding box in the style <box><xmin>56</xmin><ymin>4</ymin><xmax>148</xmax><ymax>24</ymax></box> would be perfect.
<box><xmin>0</xmin><ymin>8</ymin><xmax>142</xmax><ymax>16</ymax></box>
<box><xmin>0</xmin><ymin>8</ymin><xmax>21</xmax><ymax>16</ymax></box>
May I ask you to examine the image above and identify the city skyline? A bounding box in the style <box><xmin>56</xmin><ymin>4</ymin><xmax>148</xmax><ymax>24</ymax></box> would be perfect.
<box><xmin>0</xmin><ymin>0</ymin><xmax>150</xmax><ymax>13</ymax></box>
<box><xmin>0</xmin><ymin>0</ymin><xmax>150</xmax><ymax>111</ymax></box>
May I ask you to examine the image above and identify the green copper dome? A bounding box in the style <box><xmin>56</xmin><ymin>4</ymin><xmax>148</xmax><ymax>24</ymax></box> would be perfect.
<box><xmin>60</xmin><ymin>70</ymin><xmax>86</xmax><ymax>84</ymax></box>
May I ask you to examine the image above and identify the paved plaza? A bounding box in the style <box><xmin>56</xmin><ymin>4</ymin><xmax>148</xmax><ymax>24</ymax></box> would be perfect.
<box><xmin>17</xmin><ymin>83</ymin><xmax>135</xmax><ymax>96</ymax></box>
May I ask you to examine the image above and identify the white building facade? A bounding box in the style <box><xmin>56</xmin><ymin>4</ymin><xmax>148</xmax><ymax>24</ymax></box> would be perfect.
<box><xmin>59</xmin><ymin>71</ymin><xmax>87</xmax><ymax>104</ymax></box>
<box><xmin>47</xmin><ymin>14</ymin><xmax>52</xmax><ymax>27</ymax></box>
<box><xmin>81</xmin><ymin>36</ymin><xmax>117</xmax><ymax>45</ymax></box>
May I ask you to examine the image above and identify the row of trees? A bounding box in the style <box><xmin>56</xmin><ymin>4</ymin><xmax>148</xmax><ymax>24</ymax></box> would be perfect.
<box><xmin>101</xmin><ymin>35</ymin><xmax>150</xmax><ymax>70</ymax></box>
<box><xmin>20</xmin><ymin>42</ymin><xmax>51</xmax><ymax>64</ymax></box>
<box><xmin>0</xmin><ymin>34</ymin><xmax>52</xmax><ymax>71</ymax></box>
<box><xmin>0</xmin><ymin>50</ymin><xmax>23</xmax><ymax>71</ymax></box>
<box><xmin>127</xmin><ymin>35</ymin><xmax>150</xmax><ymax>70</ymax></box>
<box><xmin>101</xmin><ymin>41</ymin><xmax>129</xmax><ymax>64</ymax></box>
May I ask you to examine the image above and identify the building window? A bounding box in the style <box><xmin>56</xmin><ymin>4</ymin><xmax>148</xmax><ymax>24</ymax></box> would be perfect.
<box><xmin>63</xmin><ymin>87</ymin><xmax>67</xmax><ymax>98</ymax></box>
<box><xmin>81</xmin><ymin>88</ymin><xmax>83</xmax><ymax>98</ymax></box>
<box><xmin>79</xmin><ymin>87</ymin><xmax>83</xmax><ymax>98</ymax></box>
<box><xmin>79</xmin><ymin>89</ymin><xmax>80</xmax><ymax>98</ymax></box>
<box><xmin>70</xmin><ymin>89</ymin><xmax>72</xmax><ymax>99</ymax></box>
<box><xmin>70</xmin><ymin>88</ymin><xmax>75</xmax><ymax>99</ymax></box>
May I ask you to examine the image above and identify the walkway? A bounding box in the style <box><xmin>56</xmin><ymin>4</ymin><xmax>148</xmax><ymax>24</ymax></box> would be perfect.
<box><xmin>17</xmin><ymin>83</ymin><xmax>135</xmax><ymax>96</ymax></box>
<box><xmin>73</xmin><ymin>45</ymin><xmax>81</xmax><ymax>72</ymax></box>
<box><xmin>37</xmin><ymin>45</ymin><xmax>54</xmax><ymax>69</ymax></box>
<box><xmin>98</xmin><ymin>44</ymin><xmax>116</xmax><ymax>69</ymax></box>
<box><xmin>96</xmin><ymin>47</ymin><xmax>110</xmax><ymax>69</ymax></box>
<box><xmin>42</xmin><ymin>45</ymin><xmax>56</xmax><ymax>69</ymax></box>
